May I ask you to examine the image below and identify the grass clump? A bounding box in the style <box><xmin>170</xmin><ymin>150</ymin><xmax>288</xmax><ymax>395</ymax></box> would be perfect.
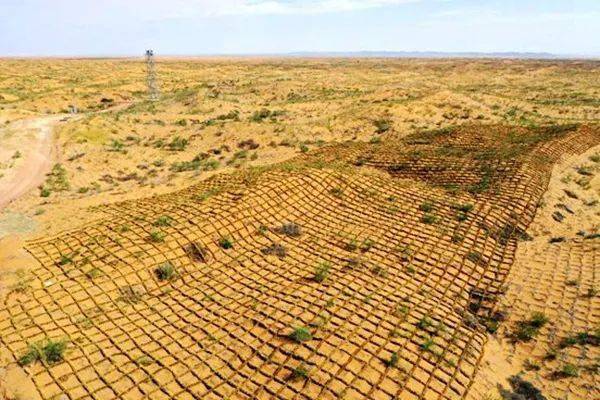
<box><xmin>250</xmin><ymin>108</ymin><xmax>284</xmax><ymax>122</ymax></box>
<box><xmin>559</xmin><ymin>330</ymin><xmax>599</xmax><ymax>348</ymax></box>
<box><xmin>155</xmin><ymin>262</ymin><xmax>177</xmax><ymax>281</ymax></box>
<box><xmin>421</xmin><ymin>214</ymin><xmax>438</xmax><ymax>224</ymax></box>
<box><xmin>313</xmin><ymin>262</ymin><xmax>331</xmax><ymax>283</ymax></box>
<box><xmin>149</xmin><ymin>230</ymin><xmax>166</xmax><ymax>243</ymax></box>
<box><xmin>218</xmin><ymin>236</ymin><xmax>233</xmax><ymax>249</ymax></box>
<box><xmin>559</xmin><ymin>363</ymin><xmax>579</xmax><ymax>377</ymax></box>
<box><xmin>514</xmin><ymin>312</ymin><xmax>549</xmax><ymax>341</ymax></box>
<box><xmin>277</xmin><ymin>222</ymin><xmax>302</xmax><ymax>237</ymax></box>
<box><xmin>385</xmin><ymin>351</ymin><xmax>399</xmax><ymax>367</ymax></box>
<box><xmin>19</xmin><ymin>339</ymin><xmax>68</xmax><ymax>366</ymax></box>
<box><xmin>41</xmin><ymin>164</ymin><xmax>70</xmax><ymax>196</ymax></box>
<box><xmin>289</xmin><ymin>326</ymin><xmax>312</xmax><ymax>343</ymax></box>
<box><xmin>417</xmin><ymin>316</ymin><xmax>434</xmax><ymax>330</ymax></box>
<box><xmin>261</xmin><ymin>243</ymin><xmax>287</xmax><ymax>258</ymax></box>
<box><xmin>153</xmin><ymin>215</ymin><xmax>172</xmax><ymax>227</ymax></box>
<box><xmin>167</xmin><ymin>136</ymin><xmax>188</xmax><ymax>151</ymax></box>
<box><xmin>373</xmin><ymin>118</ymin><xmax>392</xmax><ymax>134</ymax></box>
<box><xmin>419</xmin><ymin>201</ymin><xmax>434</xmax><ymax>212</ymax></box>
<box><xmin>290</xmin><ymin>364</ymin><xmax>310</xmax><ymax>380</ymax></box>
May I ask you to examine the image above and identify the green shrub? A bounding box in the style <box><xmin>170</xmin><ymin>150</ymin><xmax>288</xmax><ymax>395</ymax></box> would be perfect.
<box><xmin>291</xmin><ymin>364</ymin><xmax>309</xmax><ymax>380</ymax></box>
<box><xmin>219</xmin><ymin>236</ymin><xmax>233</xmax><ymax>249</ymax></box>
<box><xmin>560</xmin><ymin>363</ymin><xmax>579</xmax><ymax>377</ymax></box>
<box><xmin>167</xmin><ymin>136</ymin><xmax>189</xmax><ymax>151</ymax></box>
<box><xmin>149</xmin><ymin>230</ymin><xmax>166</xmax><ymax>243</ymax></box>
<box><xmin>386</xmin><ymin>352</ymin><xmax>399</xmax><ymax>367</ymax></box>
<box><xmin>514</xmin><ymin>312</ymin><xmax>549</xmax><ymax>341</ymax></box>
<box><xmin>419</xmin><ymin>202</ymin><xmax>434</xmax><ymax>212</ymax></box>
<box><xmin>421</xmin><ymin>214</ymin><xmax>437</xmax><ymax>224</ymax></box>
<box><xmin>155</xmin><ymin>262</ymin><xmax>176</xmax><ymax>281</ymax></box>
<box><xmin>373</xmin><ymin>118</ymin><xmax>392</xmax><ymax>134</ymax></box>
<box><xmin>40</xmin><ymin>186</ymin><xmax>51</xmax><ymax>197</ymax></box>
<box><xmin>313</xmin><ymin>262</ymin><xmax>331</xmax><ymax>283</ymax></box>
<box><xmin>153</xmin><ymin>215</ymin><xmax>172</xmax><ymax>227</ymax></box>
<box><xmin>289</xmin><ymin>326</ymin><xmax>312</xmax><ymax>343</ymax></box>
<box><xmin>18</xmin><ymin>339</ymin><xmax>68</xmax><ymax>366</ymax></box>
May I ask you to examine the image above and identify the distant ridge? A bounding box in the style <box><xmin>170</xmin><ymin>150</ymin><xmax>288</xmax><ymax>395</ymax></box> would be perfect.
<box><xmin>285</xmin><ymin>51</ymin><xmax>595</xmax><ymax>59</ymax></box>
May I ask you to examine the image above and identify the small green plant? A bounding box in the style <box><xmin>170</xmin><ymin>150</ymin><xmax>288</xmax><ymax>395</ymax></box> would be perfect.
<box><xmin>299</xmin><ymin>144</ymin><xmax>309</xmax><ymax>153</ymax></box>
<box><xmin>421</xmin><ymin>337</ymin><xmax>434</xmax><ymax>351</ymax></box>
<box><xmin>153</xmin><ymin>215</ymin><xmax>172</xmax><ymax>227</ymax></box>
<box><xmin>467</xmin><ymin>251</ymin><xmax>483</xmax><ymax>263</ymax></box>
<box><xmin>560</xmin><ymin>363</ymin><xmax>579</xmax><ymax>377</ymax></box>
<box><xmin>417</xmin><ymin>316</ymin><xmax>434</xmax><ymax>330</ymax></box>
<box><xmin>85</xmin><ymin>267</ymin><xmax>103</xmax><ymax>279</ymax></box>
<box><xmin>58</xmin><ymin>254</ymin><xmax>73</xmax><ymax>266</ymax></box>
<box><xmin>289</xmin><ymin>326</ymin><xmax>312</xmax><ymax>343</ymax></box>
<box><xmin>149</xmin><ymin>230</ymin><xmax>166</xmax><ymax>243</ymax></box>
<box><xmin>313</xmin><ymin>262</ymin><xmax>331</xmax><ymax>283</ymax></box>
<box><xmin>373</xmin><ymin>118</ymin><xmax>392</xmax><ymax>134</ymax></box>
<box><xmin>291</xmin><ymin>364</ymin><xmax>310</xmax><ymax>380</ymax></box>
<box><xmin>40</xmin><ymin>186</ymin><xmax>51</xmax><ymax>197</ymax></box>
<box><xmin>386</xmin><ymin>351</ymin><xmax>399</xmax><ymax>367</ymax></box>
<box><xmin>559</xmin><ymin>330</ymin><xmax>599</xmax><ymax>348</ymax></box>
<box><xmin>167</xmin><ymin>136</ymin><xmax>189</xmax><ymax>151</ymax></box>
<box><xmin>18</xmin><ymin>339</ymin><xmax>68</xmax><ymax>366</ymax></box>
<box><xmin>345</xmin><ymin>238</ymin><xmax>358</xmax><ymax>251</ymax></box>
<box><xmin>360</xmin><ymin>238</ymin><xmax>374</xmax><ymax>252</ymax></box>
<box><xmin>454</xmin><ymin>203</ymin><xmax>474</xmax><ymax>213</ymax></box>
<box><xmin>135</xmin><ymin>355</ymin><xmax>154</xmax><ymax>366</ymax></box>
<box><xmin>419</xmin><ymin>202</ymin><xmax>434</xmax><ymax>212</ymax></box>
<box><xmin>108</xmin><ymin>139</ymin><xmax>125</xmax><ymax>152</ymax></box>
<box><xmin>330</xmin><ymin>187</ymin><xmax>343</xmax><ymax>197</ymax></box>
<box><xmin>155</xmin><ymin>262</ymin><xmax>177</xmax><ymax>281</ymax></box>
<box><xmin>219</xmin><ymin>236</ymin><xmax>233</xmax><ymax>249</ymax></box>
<box><xmin>514</xmin><ymin>312</ymin><xmax>549</xmax><ymax>341</ymax></box>
<box><xmin>421</xmin><ymin>214</ymin><xmax>437</xmax><ymax>224</ymax></box>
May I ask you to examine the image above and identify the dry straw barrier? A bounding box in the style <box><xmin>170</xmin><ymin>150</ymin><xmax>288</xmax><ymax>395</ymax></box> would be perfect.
<box><xmin>1</xmin><ymin>124</ymin><xmax>598</xmax><ymax>399</ymax></box>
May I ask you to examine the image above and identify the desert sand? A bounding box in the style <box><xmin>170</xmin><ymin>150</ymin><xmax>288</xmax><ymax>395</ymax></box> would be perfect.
<box><xmin>0</xmin><ymin>58</ymin><xmax>598</xmax><ymax>400</ymax></box>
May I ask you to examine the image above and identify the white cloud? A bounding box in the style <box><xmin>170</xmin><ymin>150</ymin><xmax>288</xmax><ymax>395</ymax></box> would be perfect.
<box><xmin>142</xmin><ymin>0</ymin><xmax>420</xmax><ymax>19</ymax></box>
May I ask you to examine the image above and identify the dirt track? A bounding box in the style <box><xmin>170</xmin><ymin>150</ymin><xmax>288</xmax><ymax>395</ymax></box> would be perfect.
<box><xmin>0</xmin><ymin>116</ymin><xmax>63</xmax><ymax>210</ymax></box>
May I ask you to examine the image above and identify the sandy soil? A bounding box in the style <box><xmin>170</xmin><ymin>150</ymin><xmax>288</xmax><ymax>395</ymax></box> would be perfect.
<box><xmin>469</xmin><ymin>144</ymin><xmax>600</xmax><ymax>400</ymax></box>
<box><xmin>0</xmin><ymin>116</ymin><xmax>64</xmax><ymax>210</ymax></box>
<box><xmin>0</xmin><ymin>59</ymin><xmax>598</xmax><ymax>400</ymax></box>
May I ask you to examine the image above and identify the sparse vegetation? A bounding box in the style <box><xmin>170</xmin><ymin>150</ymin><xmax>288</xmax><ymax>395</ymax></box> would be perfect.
<box><xmin>218</xmin><ymin>236</ymin><xmax>233</xmax><ymax>249</ymax></box>
<box><xmin>149</xmin><ymin>230</ymin><xmax>166</xmax><ymax>243</ymax></box>
<box><xmin>155</xmin><ymin>262</ymin><xmax>177</xmax><ymax>281</ymax></box>
<box><xmin>313</xmin><ymin>262</ymin><xmax>331</xmax><ymax>283</ymax></box>
<box><xmin>277</xmin><ymin>222</ymin><xmax>302</xmax><ymax>237</ymax></box>
<box><xmin>514</xmin><ymin>312</ymin><xmax>549</xmax><ymax>341</ymax></box>
<box><xmin>19</xmin><ymin>339</ymin><xmax>68</xmax><ymax>366</ymax></box>
<box><xmin>289</xmin><ymin>326</ymin><xmax>312</xmax><ymax>343</ymax></box>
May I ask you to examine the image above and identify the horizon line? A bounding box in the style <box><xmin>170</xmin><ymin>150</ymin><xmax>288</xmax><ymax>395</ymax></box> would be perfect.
<box><xmin>1</xmin><ymin>50</ymin><xmax>599</xmax><ymax>60</ymax></box>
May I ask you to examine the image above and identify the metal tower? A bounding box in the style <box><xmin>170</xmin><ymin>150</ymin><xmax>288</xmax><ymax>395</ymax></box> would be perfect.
<box><xmin>145</xmin><ymin>49</ymin><xmax>160</xmax><ymax>101</ymax></box>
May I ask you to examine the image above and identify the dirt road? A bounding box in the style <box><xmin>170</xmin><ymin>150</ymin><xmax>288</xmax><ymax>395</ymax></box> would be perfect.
<box><xmin>0</xmin><ymin>116</ymin><xmax>64</xmax><ymax>210</ymax></box>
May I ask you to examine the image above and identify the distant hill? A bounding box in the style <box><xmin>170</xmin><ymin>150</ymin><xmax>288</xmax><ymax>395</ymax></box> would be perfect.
<box><xmin>285</xmin><ymin>51</ymin><xmax>595</xmax><ymax>59</ymax></box>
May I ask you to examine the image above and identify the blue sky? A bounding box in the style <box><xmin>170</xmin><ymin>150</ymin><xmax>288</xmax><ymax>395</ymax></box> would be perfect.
<box><xmin>1</xmin><ymin>0</ymin><xmax>599</xmax><ymax>56</ymax></box>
